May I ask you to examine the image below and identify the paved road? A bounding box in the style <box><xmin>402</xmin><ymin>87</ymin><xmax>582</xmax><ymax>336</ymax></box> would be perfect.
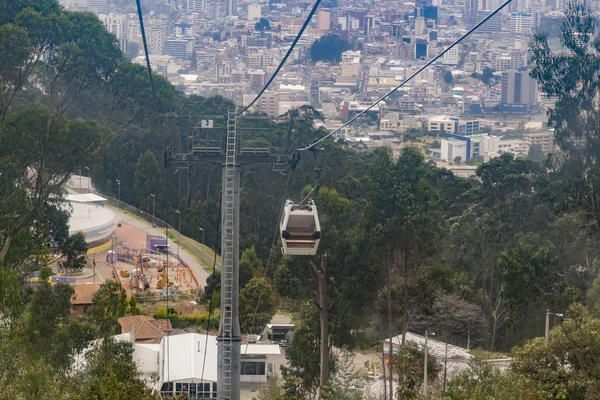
<box><xmin>111</xmin><ymin>208</ymin><xmax>210</xmax><ymax>288</ymax></box>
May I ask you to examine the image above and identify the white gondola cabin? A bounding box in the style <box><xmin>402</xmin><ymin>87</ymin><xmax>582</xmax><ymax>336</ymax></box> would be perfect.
<box><xmin>280</xmin><ymin>200</ymin><xmax>321</xmax><ymax>256</ymax></box>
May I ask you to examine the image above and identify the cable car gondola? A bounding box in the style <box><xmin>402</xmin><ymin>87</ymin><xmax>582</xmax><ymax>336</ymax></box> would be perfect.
<box><xmin>280</xmin><ymin>199</ymin><xmax>321</xmax><ymax>256</ymax></box>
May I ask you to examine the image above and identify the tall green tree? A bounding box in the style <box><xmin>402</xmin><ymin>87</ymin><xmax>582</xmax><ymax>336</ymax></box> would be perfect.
<box><xmin>361</xmin><ymin>146</ymin><xmax>439</xmax><ymax>399</ymax></box>
<box><xmin>239</xmin><ymin>276</ymin><xmax>277</xmax><ymax>334</ymax></box>
<box><xmin>89</xmin><ymin>280</ymin><xmax>128</xmax><ymax>339</ymax></box>
<box><xmin>530</xmin><ymin>0</ymin><xmax>600</xmax><ymax>233</ymax></box>
<box><xmin>134</xmin><ymin>150</ymin><xmax>164</xmax><ymax>213</ymax></box>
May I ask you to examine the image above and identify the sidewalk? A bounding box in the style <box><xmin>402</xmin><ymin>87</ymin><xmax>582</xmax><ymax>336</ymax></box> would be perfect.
<box><xmin>111</xmin><ymin>208</ymin><xmax>210</xmax><ymax>288</ymax></box>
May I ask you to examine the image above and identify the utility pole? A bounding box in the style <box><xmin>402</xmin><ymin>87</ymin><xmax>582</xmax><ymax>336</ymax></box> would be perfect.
<box><xmin>423</xmin><ymin>330</ymin><xmax>434</xmax><ymax>396</ymax></box>
<box><xmin>545</xmin><ymin>309</ymin><xmax>550</xmax><ymax>341</ymax></box>
<box><xmin>311</xmin><ymin>256</ymin><xmax>329</xmax><ymax>395</ymax></box>
<box><xmin>172</xmin><ymin>113</ymin><xmax>298</xmax><ymax>400</ymax></box>
<box><xmin>151</xmin><ymin>193</ymin><xmax>156</xmax><ymax>226</ymax></box>
<box><xmin>176</xmin><ymin>210</ymin><xmax>181</xmax><ymax>258</ymax></box>
<box><xmin>85</xmin><ymin>166</ymin><xmax>90</xmax><ymax>192</ymax></box>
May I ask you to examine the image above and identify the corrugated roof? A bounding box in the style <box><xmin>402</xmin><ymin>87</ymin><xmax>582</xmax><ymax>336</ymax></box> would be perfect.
<box><xmin>66</xmin><ymin>193</ymin><xmax>107</xmax><ymax>203</ymax></box>
<box><xmin>160</xmin><ymin>333</ymin><xmax>218</xmax><ymax>383</ymax></box>
<box><xmin>241</xmin><ymin>344</ymin><xmax>281</xmax><ymax>355</ymax></box>
<box><xmin>71</xmin><ymin>283</ymin><xmax>101</xmax><ymax>305</ymax></box>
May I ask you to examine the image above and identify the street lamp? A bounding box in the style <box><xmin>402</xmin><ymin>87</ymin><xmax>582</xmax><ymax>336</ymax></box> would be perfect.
<box><xmin>175</xmin><ymin>210</ymin><xmax>181</xmax><ymax>258</ymax></box>
<box><xmin>545</xmin><ymin>310</ymin><xmax>564</xmax><ymax>340</ymax></box>
<box><xmin>79</xmin><ymin>167</ymin><xmax>82</xmax><ymax>189</ymax></box>
<box><xmin>150</xmin><ymin>194</ymin><xmax>156</xmax><ymax>226</ymax></box>
<box><xmin>423</xmin><ymin>330</ymin><xmax>435</xmax><ymax>396</ymax></box>
<box><xmin>85</xmin><ymin>166</ymin><xmax>90</xmax><ymax>191</ymax></box>
<box><xmin>116</xmin><ymin>179</ymin><xmax>121</xmax><ymax>203</ymax></box>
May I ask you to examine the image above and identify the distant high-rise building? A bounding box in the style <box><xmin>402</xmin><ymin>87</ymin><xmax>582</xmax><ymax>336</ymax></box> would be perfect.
<box><xmin>510</xmin><ymin>12</ymin><xmax>538</xmax><ymax>33</ymax></box>
<box><xmin>149</xmin><ymin>22</ymin><xmax>166</xmax><ymax>55</ymax></box>
<box><xmin>464</xmin><ymin>0</ymin><xmax>479</xmax><ymax>26</ymax></box>
<box><xmin>187</xmin><ymin>0</ymin><xmax>208</xmax><ymax>12</ymax></box>
<box><xmin>500</xmin><ymin>67</ymin><xmax>539</xmax><ymax>113</ymax></box>
<box><xmin>248</xmin><ymin>4</ymin><xmax>261</xmax><ymax>20</ymax></box>
<box><xmin>317</xmin><ymin>10</ymin><xmax>331</xmax><ymax>31</ymax></box>
<box><xmin>477</xmin><ymin>10</ymin><xmax>502</xmax><ymax>32</ymax></box>
<box><xmin>415</xmin><ymin>39</ymin><xmax>428</xmax><ymax>60</ymax></box>
<box><xmin>226</xmin><ymin>0</ymin><xmax>238</xmax><ymax>16</ymax></box>
<box><xmin>415</xmin><ymin>16</ymin><xmax>426</xmax><ymax>35</ymax></box>
<box><xmin>363</xmin><ymin>15</ymin><xmax>375</xmax><ymax>36</ymax></box>
<box><xmin>166</xmin><ymin>38</ymin><xmax>192</xmax><ymax>58</ymax></box>
<box><xmin>415</xmin><ymin>5</ymin><xmax>439</xmax><ymax>24</ymax></box>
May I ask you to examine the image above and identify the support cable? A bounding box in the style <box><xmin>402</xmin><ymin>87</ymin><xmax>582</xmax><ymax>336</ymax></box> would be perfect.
<box><xmin>298</xmin><ymin>0</ymin><xmax>514</xmax><ymax>151</ymax></box>
<box><xmin>237</xmin><ymin>0</ymin><xmax>322</xmax><ymax>116</ymax></box>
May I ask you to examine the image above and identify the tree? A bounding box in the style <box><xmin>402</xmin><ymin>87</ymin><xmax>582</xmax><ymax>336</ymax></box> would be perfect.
<box><xmin>254</xmin><ymin>17</ymin><xmax>271</xmax><ymax>31</ymax></box>
<box><xmin>527</xmin><ymin>143</ymin><xmax>544</xmax><ymax>161</ymax></box>
<box><xmin>133</xmin><ymin>150</ymin><xmax>163</xmax><ymax>212</ymax></box>
<box><xmin>499</xmin><ymin>244</ymin><xmax>576</xmax><ymax>332</ymax></box>
<box><xmin>78</xmin><ymin>339</ymin><xmax>158</xmax><ymax>400</ymax></box>
<box><xmin>510</xmin><ymin>304</ymin><xmax>600</xmax><ymax>398</ymax></box>
<box><xmin>361</xmin><ymin>147</ymin><xmax>440</xmax><ymax>399</ymax></box>
<box><xmin>310</xmin><ymin>34</ymin><xmax>350</xmax><ymax>63</ymax></box>
<box><xmin>239</xmin><ymin>246</ymin><xmax>262</xmax><ymax>288</ymax></box>
<box><xmin>59</xmin><ymin>232</ymin><xmax>88</xmax><ymax>273</ymax></box>
<box><xmin>443</xmin><ymin>70</ymin><xmax>453</xmax><ymax>85</ymax></box>
<box><xmin>453</xmin><ymin>156</ymin><xmax>462</xmax><ymax>164</ymax></box>
<box><xmin>530</xmin><ymin>0</ymin><xmax>600</xmax><ymax>233</ymax></box>
<box><xmin>89</xmin><ymin>281</ymin><xmax>127</xmax><ymax>338</ymax></box>
<box><xmin>239</xmin><ymin>276</ymin><xmax>277</xmax><ymax>334</ymax></box>
<box><xmin>0</xmin><ymin>104</ymin><xmax>110</xmax><ymax>266</ymax></box>
<box><xmin>444</xmin><ymin>351</ymin><xmax>542</xmax><ymax>400</ymax></box>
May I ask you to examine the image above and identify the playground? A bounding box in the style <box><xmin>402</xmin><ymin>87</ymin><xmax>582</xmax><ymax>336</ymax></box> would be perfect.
<box><xmin>103</xmin><ymin>221</ymin><xmax>202</xmax><ymax>297</ymax></box>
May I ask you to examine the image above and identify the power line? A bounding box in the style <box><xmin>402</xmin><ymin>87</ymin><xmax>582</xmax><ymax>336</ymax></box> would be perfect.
<box><xmin>299</xmin><ymin>0</ymin><xmax>514</xmax><ymax>151</ymax></box>
<box><xmin>237</xmin><ymin>0</ymin><xmax>322</xmax><ymax>116</ymax></box>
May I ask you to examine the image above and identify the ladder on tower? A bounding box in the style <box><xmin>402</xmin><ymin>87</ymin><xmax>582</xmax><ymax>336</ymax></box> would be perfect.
<box><xmin>221</xmin><ymin>110</ymin><xmax>237</xmax><ymax>400</ymax></box>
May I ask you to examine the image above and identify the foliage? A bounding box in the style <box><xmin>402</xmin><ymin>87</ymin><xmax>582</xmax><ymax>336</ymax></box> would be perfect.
<box><xmin>530</xmin><ymin>0</ymin><xmax>600</xmax><ymax>233</ymax></box>
<box><xmin>310</xmin><ymin>34</ymin><xmax>350</xmax><ymax>63</ymax></box>
<box><xmin>470</xmin><ymin>67</ymin><xmax>496</xmax><ymax>86</ymax></box>
<box><xmin>89</xmin><ymin>280</ymin><xmax>128</xmax><ymax>338</ymax></box>
<box><xmin>443</xmin><ymin>70</ymin><xmax>453</xmax><ymax>85</ymax></box>
<box><xmin>511</xmin><ymin>304</ymin><xmax>600</xmax><ymax>398</ymax></box>
<box><xmin>78</xmin><ymin>339</ymin><xmax>158</xmax><ymax>399</ymax></box>
<box><xmin>58</xmin><ymin>232</ymin><xmax>88</xmax><ymax>273</ymax></box>
<box><xmin>393</xmin><ymin>345</ymin><xmax>440</xmax><ymax>400</ymax></box>
<box><xmin>444</xmin><ymin>351</ymin><xmax>542</xmax><ymax>400</ymax></box>
<box><xmin>255</xmin><ymin>17</ymin><xmax>271</xmax><ymax>31</ymax></box>
<box><xmin>239</xmin><ymin>276</ymin><xmax>278</xmax><ymax>334</ymax></box>
<box><xmin>239</xmin><ymin>246</ymin><xmax>262</xmax><ymax>289</ymax></box>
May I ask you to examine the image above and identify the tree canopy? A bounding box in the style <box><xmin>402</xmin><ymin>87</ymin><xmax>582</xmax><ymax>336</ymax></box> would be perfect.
<box><xmin>310</xmin><ymin>34</ymin><xmax>350</xmax><ymax>63</ymax></box>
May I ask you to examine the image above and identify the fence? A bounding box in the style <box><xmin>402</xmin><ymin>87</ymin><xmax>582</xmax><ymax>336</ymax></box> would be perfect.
<box><xmin>101</xmin><ymin>194</ymin><xmax>220</xmax><ymax>269</ymax></box>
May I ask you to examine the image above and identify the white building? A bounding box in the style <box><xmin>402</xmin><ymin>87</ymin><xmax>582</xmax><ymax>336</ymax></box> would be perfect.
<box><xmin>441</xmin><ymin>138</ymin><xmax>468</xmax><ymax>163</ymax></box>
<box><xmin>247</xmin><ymin>4</ymin><xmax>261</xmax><ymax>20</ymax></box>
<box><xmin>510</xmin><ymin>12</ymin><xmax>538</xmax><ymax>33</ymax></box>
<box><xmin>76</xmin><ymin>332</ymin><xmax>280</xmax><ymax>397</ymax></box>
